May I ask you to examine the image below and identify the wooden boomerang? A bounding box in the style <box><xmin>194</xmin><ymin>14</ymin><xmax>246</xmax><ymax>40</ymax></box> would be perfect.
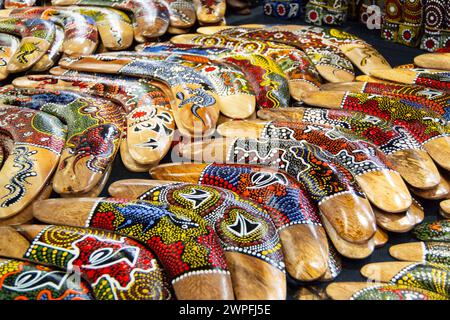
<box><xmin>217</xmin><ymin>120</ymin><xmax>412</xmax><ymax>213</ymax></box>
<box><xmin>440</xmin><ymin>200</ymin><xmax>450</xmax><ymax>218</ymax></box>
<box><xmin>106</xmin><ymin>180</ymin><xmax>287</xmax><ymax>299</ymax></box>
<box><xmin>170</xmin><ymin>33</ymin><xmax>322</xmax><ymax>101</ymax></box>
<box><xmin>0</xmin><ymin>33</ymin><xmax>19</xmax><ymax>80</ymax></box>
<box><xmin>136</xmin><ymin>42</ymin><xmax>291</xmax><ymax>110</ymax></box>
<box><xmin>302</xmin><ymin>91</ymin><xmax>450</xmax><ymax>172</ymax></box>
<box><xmin>33</xmin><ymin>198</ymin><xmax>235</xmax><ymax>300</ymax></box>
<box><xmin>0</xmin><ymin>106</ymin><xmax>65</xmax><ymax>219</ymax></box>
<box><xmin>0</xmin><ymin>88</ymin><xmax>125</xmax><ymax>195</ymax></box>
<box><xmin>58</xmin><ymin>54</ymin><xmax>220</xmax><ymax>137</ymax></box>
<box><xmin>0</xmin><ymin>224</ymin><xmax>172</xmax><ymax>300</ymax></box>
<box><xmin>31</xmin><ymin>25</ymin><xmax>64</xmax><ymax>72</ymax></box>
<box><xmin>193</xmin><ymin>0</ymin><xmax>226</xmax><ymax>24</ymax></box>
<box><xmin>51</xmin><ymin>0</ymin><xmax>170</xmax><ymax>38</ymax></box>
<box><xmin>415</xmin><ymin>52</ymin><xmax>450</xmax><ymax>71</ymax></box>
<box><xmin>413</xmin><ymin>219</ymin><xmax>450</xmax><ymax>242</ymax></box>
<box><xmin>0</xmin><ymin>17</ymin><xmax>55</xmax><ymax>73</ymax></box>
<box><xmin>0</xmin><ymin>258</ymin><xmax>93</xmax><ymax>300</ymax></box>
<box><xmin>372</xmin><ymin>198</ymin><xmax>424</xmax><ymax>233</ymax></box>
<box><xmin>390</xmin><ymin>242</ymin><xmax>450</xmax><ymax>265</ymax></box>
<box><xmin>164</xmin><ymin>0</ymin><xmax>196</xmax><ymax>29</ymax></box>
<box><xmin>257</xmin><ymin>107</ymin><xmax>442</xmax><ymax>191</ymax></box>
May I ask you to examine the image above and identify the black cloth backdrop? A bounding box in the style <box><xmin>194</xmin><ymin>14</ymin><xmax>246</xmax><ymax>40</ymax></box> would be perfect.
<box><xmin>90</xmin><ymin>7</ymin><xmax>441</xmax><ymax>299</ymax></box>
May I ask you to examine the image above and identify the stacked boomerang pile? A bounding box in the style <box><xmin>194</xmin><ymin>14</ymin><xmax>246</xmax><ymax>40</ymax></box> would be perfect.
<box><xmin>0</xmin><ymin>0</ymin><xmax>227</xmax><ymax>78</ymax></box>
<box><xmin>0</xmin><ymin>22</ymin><xmax>449</xmax><ymax>300</ymax></box>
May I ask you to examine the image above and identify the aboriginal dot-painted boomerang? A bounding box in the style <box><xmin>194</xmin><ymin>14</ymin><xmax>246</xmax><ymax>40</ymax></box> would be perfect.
<box><xmin>51</xmin><ymin>0</ymin><xmax>170</xmax><ymax>39</ymax></box>
<box><xmin>370</xmin><ymin>68</ymin><xmax>450</xmax><ymax>92</ymax></box>
<box><xmin>0</xmin><ymin>7</ymin><xmax>99</xmax><ymax>56</ymax></box>
<box><xmin>170</xmin><ymin>34</ymin><xmax>322</xmax><ymax>101</ymax></box>
<box><xmin>373</xmin><ymin>198</ymin><xmax>424</xmax><ymax>233</ymax></box>
<box><xmin>257</xmin><ymin>107</ymin><xmax>441</xmax><ymax>191</ymax></box>
<box><xmin>197</xmin><ymin>26</ymin><xmax>356</xmax><ymax>83</ymax></box>
<box><xmin>33</xmin><ymin>198</ymin><xmax>235</xmax><ymax>300</ymax></box>
<box><xmin>413</xmin><ymin>220</ymin><xmax>450</xmax><ymax>242</ymax></box>
<box><xmin>322</xmin><ymin>82</ymin><xmax>450</xmax><ymax>122</ymax></box>
<box><xmin>0</xmin><ymin>107</ymin><xmax>65</xmax><ymax>219</ymax></box>
<box><xmin>0</xmin><ymin>88</ymin><xmax>125</xmax><ymax>195</ymax></box>
<box><xmin>390</xmin><ymin>242</ymin><xmax>450</xmax><ymax>265</ymax></box>
<box><xmin>31</xmin><ymin>25</ymin><xmax>64</xmax><ymax>72</ymax></box>
<box><xmin>13</xmin><ymin>71</ymin><xmax>174</xmax><ymax>169</ymax></box>
<box><xmin>150</xmin><ymin>162</ymin><xmax>375</xmax><ymax>259</ymax></box>
<box><xmin>147</xmin><ymin>163</ymin><xmax>332</xmax><ymax>278</ymax></box>
<box><xmin>361</xmin><ymin>261</ymin><xmax>450</xmax><ymax>297</ymax></box>
<box><xmin>136</xmin><ymin>42</ymin><xmax>291</xmax><ymax>110</ymax></box>
<box><xmin>107</xmin><ymin>179</ymin><xmax>286</xmax><ymax>298</ymax></box>
<box><xmin>163</xmin><ymin>0</ymin><xmax>196</xmax><ymax>29</ymax></box>
<box><xmin>415</xmin><ymin>52</ymin><xmax>450</xmax><ymax>70</ymax></box>
<box><xmin>103</xmin><ymin>50</ymin><xmax>256</xmax><ymax>119</ymax></box>
<box><xmin>326</xmin><ymin>282</ymin><xmax>449</xmax><ymax>300</ymax></box>
<box><xmin>0</xmin><ymin>225</ymin><xmax>172</xmax><ymax>300</ymax></box>
<box><xmin>0</xmin><ymin>258</ymin><xmax>93</xmax><ymax>300</ymax></box>
<box><xmin>441</xmin><ymin>200</ymin><xmax>450</xmax><ymax>219</ymax></box>
<box><xmin>302</xmin><ymin>91</ymin><xmax>450</xmax><ymax>172</ymax></box>
<box><xmin>193</xmin><ymin>0</ymin><xmax>225</xmax><ymax>24</ymax></box>
<box><xmin>0</xmin><ymin>33</ymin><xmax>19</xmax><ymax>79</ymax></box>
<box><xmin>217</xmin><ymin>120</ymin><xmax>412</xmax><ymax>213</ymax></box>
<box><xmin>59</xmin><ymin>54</ymin><xmax>220</xmax><ymax>137</ymax></box>
<box><xmin>0</xmin><ymin>17</ymin><xmax>55</xmax><ymax>72</ymax></box>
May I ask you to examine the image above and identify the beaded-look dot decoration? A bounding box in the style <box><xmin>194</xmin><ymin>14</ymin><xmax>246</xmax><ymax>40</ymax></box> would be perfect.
<box><xmin>351</xmin><ymin>284</ymin><xmax>448</xmax><ymax>300</ymax></box>
<box><xmin>413</xmin><ymin>220</ymin><xmax>450</xmax><ymax>242</ymax></box>
<box><xmin>422</xmin><ymin>242</ymin><xmax>450</xmax><ymax>265</ymax></box>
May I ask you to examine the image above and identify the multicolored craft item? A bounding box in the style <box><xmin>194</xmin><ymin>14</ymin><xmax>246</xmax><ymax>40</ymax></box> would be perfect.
<box><xmin>413</xmin><ymin>220</ymin><xmax>450</xmax><ymax>242</ymax></box>
<box><xmin>305</xmin><ymin>0</ymin><xmax>348</xmax><ymax>26</ymax></box>
<box><xmin>420</xmin><ymin>0</ymin><xmax>449</xmax><ymax>52</ymax></box>
<box><xmin>263</xmin><ymin>0</ymin><xmax>302</xmax><ymax>19</ymax></box>
<box><xmin>390</xmin><ymin>241</ymin><xmax>450</xmax><ymax>265</ymax></box>
<box><xmin>0</xmin><ymin>32</ymin><xmax>19</xmax><ymax>79</ymax></box>
<box><xmin>193</xmin><ymin>0</ymin><xmax>226</xmax><ymax>24</ymax></box>
<box><xmin>31</xmin><ymin>25</ymin><xmax>64</xmax><ymax>72</ymax></box>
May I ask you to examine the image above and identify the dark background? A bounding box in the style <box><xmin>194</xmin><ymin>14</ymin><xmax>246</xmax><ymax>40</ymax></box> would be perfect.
<box><xmin>98</xmin><ymin>7</ymin><xmax>442</xmax><ymax>299</ymax></box>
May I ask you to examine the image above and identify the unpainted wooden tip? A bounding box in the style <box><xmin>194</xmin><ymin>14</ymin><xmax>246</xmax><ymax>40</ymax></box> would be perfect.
<box><xmin>0</xmin><ymin>226</ymin><xmax>30</xmax><ymax>259</ymax></box>
<box><xmin>302</xmin><ymin>90</ymin><xmax>345</xmax><ymax>109</ymax></box>
<box><xmin>320</xmin><ymin>82</ymin><xmax>364</xmax><ymax>92</ymax></box>
<box><xmin>414</xmin><ymin>53</ymin><xmax>450</xmax><ymax>70</ymax></box>
<box><xmin>15</xmin><ymin>224</ymin><xmax>47</xmax><ymax>240</ymax></box>
<box><xmin>196</xmin><ymin>26</ymin><xmax>231</xmax><ymax>34</ymax></box>
<box><xmin>178</xmin><ymin>138</ymin><xmax>231</xmax><ymax>163</ymax></box>
<box><xmin>360</xmin><ymin>261</ymin><xmax>418</xmax><ymax>282</ymax></box>
<box><xmin>411</xmin><ymin>177</ymin><xmax>450</xmax><ymax>200</ymax></box>
<box><xmin>108</xmin><ymin>179</ymin><xmax>176</xmax><ymax>198</ymax></box>
<box><xmin>216</xmin><ymin>120</ymin><xmax>264</xmax><ymax>138</ymax></box>
<box><xmin>149</xmin><ymin>163</ymin><xmax>207</xmax><ymax>183</ymax></box>
<box><xmin>369</xmin><ymin>68</ymin><xmax>416</xmax><ymax>84</ymax></box>
<box><xmin>424</xmin><ymin>137</ymin><xmax>450</xmax><ymax>172</ymax></box>
<box><xmin>170</xmin><ymin>33</ymin><xmax>199</xmax><ymax>44</ymax></box>
<box><xmin>33</xmin><ymin>198</ymin><xmax>99</xmax><ymax>226</ymax></box>
<box><xmin>173</xmin><ymin>273</ymin><xmax>235</xmax><ymax>300</ymax></box>
<box><xmin>440</xmin><ymin>200</ymin><xmax>450</xmax><ymax>218</ymax></box>
<box><xmin>326</xmin><ymin>282</ymin><xmax>384</xmax><ymax>300</ymax></box>
<box><xmin>373</xmin><ymin>228</ymin><xmax>388</xmax><ymax>247</ymax></box>
<box><xmin>389</xmin><ymin>242</ymin><xmax>425</xmax><ymax>262</ymax></box>
<box><xmin>219</xmin><ymin>94</ymin><xmax>256</xmax><ymax>119</ymax></box>
<box><xmin>315</xmin><ymin>65</ymin><xmax>355</xmax><ymax>83</ymax></box>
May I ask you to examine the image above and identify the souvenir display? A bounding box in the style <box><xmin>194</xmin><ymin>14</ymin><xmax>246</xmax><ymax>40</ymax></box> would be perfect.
<box><xmin>305</xmin><ymin>0</ymin><xmax>348</xmax><ymax>26</ymax></box>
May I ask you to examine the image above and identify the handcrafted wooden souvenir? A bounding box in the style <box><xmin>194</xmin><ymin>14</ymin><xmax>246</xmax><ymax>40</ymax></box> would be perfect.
<box><xmin>373</xmin><ymin>228</ymin><xmax>388</xmax><ymax>247</ymax></box>
<box><xmin>410</xmin><ymin>173</ymin><xmax>450</xmax><ymax>200</ymax></box>
<box><xmin>370</xmin><ymin>68</ymin><xmax>450</xmax><ymax>92</ymax></box>
<box><xmin>0</xmin><ymin>225</ymin><xmax>172</xmax><ymax>300</ymax></box>
<box><xmin>372</xmin><ymin>199</ymin><xmax>424</xmax><ymax>233</ymax></box>
<box><xmin>0</xmin><ymin>7</ymin><xmax>99</xmax><ymax>56</ymax></box>
<box><xmin>420</xmin><ymin>0</ymin><xmax>448</xmax><ymax>52</ymax></box>
<box><xmin>413</xmin><ymin>220</ymin><xmax>450</xmax><ymax>242</ymax></box>
<box><xmin>13</xmin><ymin>71</ymin><xmax>175</xmax><ymax>168</ymax></box>
<box><xmin>107</xmin><ymin>180</ymin><xmax>286</xmax><ymax>298</ymax></box>
<box><xmin>107</xmin><ymin>179</ymin><xmax>330</xmax><ymax>283</ymax></box>
<box><xmin>321</xmin><ymin>243</ymin><xmax>342</xmax><ymax>281</ymax></box>
<box><xmin>170</xmin><ymin>33</ymin><xmax>322</xmax><ymax>100</ymax></box>
<box><xmin>361</xmin><ymin>261</ymin><xmax>450</xmax><ymax>297</ymax></box>
<box><xmin>0</xmin><ymin>33</ymin><xmax>18</xmax><ymax>79</ymax></box>
<box><xmin>0</xmin><ymin>18</ymin><xmax>55</xmax><ymax>72</ymax></box>
<box><xmin>31</xmin><ymin>25</ymin><xmax>64</xmax><ymax>72</ymax></box>
<box><xmin>163</xmin><ymin>0</ymin><xmax>196</xmax><ymax>29</ymax></box>
<box><xmin>193</xmin><ymin>0</ymin><xmax>226</xmax><ymax>24</ymax></box>
<box><xmin>0</xmin><ymin>88</ymin><xmax>125</xmax><ymax>195</ymax></box>
<box><xmin>326</xmin><ymin>282</ymin><xmax>449</xmax><ymax>300</ymax></box>
<box><xmin>51</xmin><ymin>0</ymin><xmax>170</xmax><ymax>38</ymax></box>
<box><xmin>136</xmin><ymin>42</ymin><xmax>291</xmax><ymax>109</ymax></box>
<box><xmin>60</xmin><ymin>163</ymin><xmax>112</xmax><ymax>198</ymax></box>
<box><xmin>302</xmin><ymin>91</ymin><xmax>450</xmax><ymax>172</ymax></box>
<box><xmin>4</xmin><ymin>0</ymin><xmax>36</xmax><ymax>7</ymax></box>
<box><xmin>440</xmin><ymin>200</ymin><xmax>450</xmax><ymax>218</ymax></box>
<box><xmin>0</xmin><ymin>258</ymin><xmax>93</xmax><ymax>300</ymax></box>
<box><xmin>33</xmin><ymin>198</ymin><xmax>234</xmax><ymax>300</ymax></box>
<box><xmin>305</xmin><ymin>0</ymin><xmax>348</xmax><ymax>26</ymax></box>
<box><xmin>103</xmin><ymin>51</ymin><xmax>257</xmax><ymax>119</ymax></box>
<box><xmin>58</xmin><ymin>55</ymin><xmax>220</xmax><ymax>137</ymax></box>
<box><xmin>321</xmin><ymin>81</ymin><xmax>450</xmax><ymax>122</ymax></box>
<box><xmin>217</xmin><ymin>120</ymin><xmax>412</xmax><ymax>213</ymax></box>
<box><xmin>207</xmin><ymin>24</ymin><xmax>391</xmax><ymax>78</ymax></box>
<box><xmin>390</xmin><ymin>242</ymin><xmax>450</xmax><ymax>265</ymax></box>
<box><xmin>0</xmin><ymin>107</ymin><xmax>65</xmax><ymax>219</ymax></box>
<box><xmin>67</xmin><ymin>6</ymin><xmax>134</xmax><ymax>51</ymax></box>
<box><xmin>295</xmin><ymin>286</ymin><xmax>328</xmax><ymax>300</ymax></box>
<box><xmin>257</xmin><ymin>107</ymin><xmax>441</xmax><ymax>191</ymax></box>
<box><xmin>147</xmin><ymin>163</ymin><xmax>332</xmax><ymax>276</ymax></box>
<box><xmin>415</xmin><ymin>52</ymin><xmax>450</xmax><ymax>71</ymax></box>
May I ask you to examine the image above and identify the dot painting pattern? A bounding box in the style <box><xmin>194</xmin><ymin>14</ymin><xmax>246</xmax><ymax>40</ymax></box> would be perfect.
<box><xmin>351</xmin><ymin>284</ymin><xmax>448</xmax><ymax>300</ymax></box>
<box><xmin>422</xmin><ymin>242</ymin><xmax>450</xmax><ymax>266</ymax></box>
<box><xmin>413</xmin><ymin>220</ymin><xmax>450</xmax><ymax>242</ymax></box>
<box><xmin>24</xmin><ymin>225</ymin><xmax>172</xmax><ymax>300</ymax></box>
<box><xmin>138</xmin><ymin>182</ymin><xmax>285</xmax><ymax>271</ymax></box>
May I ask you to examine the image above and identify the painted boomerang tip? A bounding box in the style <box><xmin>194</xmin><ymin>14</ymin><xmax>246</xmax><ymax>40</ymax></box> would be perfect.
<box><xmin>0</xmin><ymin>33</ymin><xmax>19</xmax><ymax>80</ymax></box>
<box><xmin>390</xmin><ymin>241</ymin><xmax>450</xmax><ymax>266</ymax></box>
<box><xmin>413</xmin><ymin>219</ymin><xmax>450</xmax><ymax>242</ymax></box>
<box><xmin>31</xmin><ymin>25</ymin><xmax>64</xmax><ymax>72</ymax></box>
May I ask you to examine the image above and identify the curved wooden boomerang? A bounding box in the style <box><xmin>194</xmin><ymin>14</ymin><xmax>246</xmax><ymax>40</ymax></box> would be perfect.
<box><xmin>193</xmin><ymin>0</ymin><xmax>226</xmax><ymax>24</ymax></box>
<box><xmin>390</xmin><ymin>241</ymin><xmax>450</xmax><ymax>265</ymax></box>
<box><xmin>147</xmin><ymin>163</ymin><xmax>332</xmax><ymax>279</ymax></box>
<box><xmin>256</xmin><ymin>107</ymin><xmax>442</xmax><ymax>191</ymax></box>
<box><xmin>217</xmin><ymin>120</ymin><xmax>412</xmax><ymax>213</ymax></box>
<box><xmin>373</xmin><ymin>198</ymin><xmax>424</xmax><ymax>233</ymax></box>
<box><xmin>0</xmin><ymin>107</ymin><xmax>65</xmax><ymax>219</ymax></box>
<box><xmin>59</xmin><ymin>54</ymin><xmax>220</xmax><ymax>137</ymax></box>
<box><xmin>0</xmin><ymin>88</ymin><xmax>125</xmax><ymax>195</ymax></box>
<box><xmin>31</xmin><ymin>25</ymin><xmax>64</xmax><ymax>72</ymax></box>
<box><xmin>0</xmin><ymin>225</ymin><xmax>172</xmax><ymax>300</ymax></box>
<box><xmin>170</xmin><ymin>33</ymin><xmax>322</xmax><ymax>101</ymax></box>
<box><xmin>0</xmin><ymin>33</ymin><xmax>19</xmax><ymax>80</ymax></box>
<box><xmin>415</xmin><ymin>52</ymin><xmax>450</xmax><ymax>71</ymax></box>
<box><xmin>101</xmin><ymin>180</ymin><xmax>287</xmax><ymax>299</ymax></box>
<box><xmin>13</xmin><ymin>72</ymin><xmax>175</xmax><ymax>168</ymax></box>
<box><xmin>51</xmin><ymin>0</ymin><xmax>170</xmax><ymax>38</ymax></box>
<box><xmin>137</xmin><ymin>42</ymin><xmax>291</xmax><ymax>110</ymax></box>
<box><xmin>0</xmin><ymin>258</ymin><xmax>93</xmax><ymax>300</ymax></box>
<box><xmin>0</xmin><ymin>17</ymin><xmax>55</xmax><ymax>73</ymax></box>
<box><xmin>163</xmin><ymin>0</ymin><xmax>196</xmax><ymax>29</ymax></box>
<box><xmin>33</xmin><ymin>198</ymin><xmax>235</xmax><ymax>300</ymax></box>
<box><xmin>0</xmin><ymin>7</ymin><xmax>99</xmax><ymax>56</ymax></box>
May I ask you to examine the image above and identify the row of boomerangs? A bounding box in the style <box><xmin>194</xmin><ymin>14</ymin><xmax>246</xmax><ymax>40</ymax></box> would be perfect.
<box><xmin>0</xmin><ymin>23</ymin><xmax>449</xmax><ymax>300</ymax></box>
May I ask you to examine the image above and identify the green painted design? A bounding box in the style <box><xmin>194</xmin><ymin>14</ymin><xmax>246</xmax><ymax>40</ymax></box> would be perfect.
<box><xmin>413</xmin><ymin>220</ymin><xmax>450</xmax><ymax>242</ymax></box>
<box><xmin>351</xmin><ymin>284</ymin><xmax>448</xmax><ymax>300</ymax></box>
